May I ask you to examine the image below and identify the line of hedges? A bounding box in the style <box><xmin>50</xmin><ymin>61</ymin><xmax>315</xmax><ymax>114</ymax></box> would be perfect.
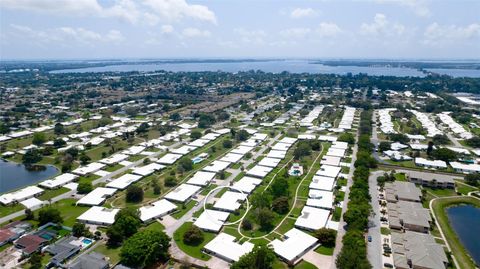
<box><xmin>336</xmin><ymin>109</ymin><xmax>376</xmax><ymax>269</ymax></box>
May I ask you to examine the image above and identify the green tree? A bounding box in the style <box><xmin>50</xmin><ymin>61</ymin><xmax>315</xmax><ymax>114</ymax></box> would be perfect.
<box><xmin>235</xmin><ymin>129</ymin><xmax>249</xmax><ymax>141</ymax></box>
<box><xmin>294</xmin><ymin>141</ymin><xmax>311</xmax><ymax>159</ymax></box>
<box><xmin>164</xmin><ymin>176</ymin><xmax>177</xmax><ymax>187</ymax></box>
<box><xmin>53</xmin><ymin>138</ymin><xmax>67</xmax><ymax>148</ymax></box>
<box><xmin>223</xmin><ymin>139</ymin><xmax>233</xmax><ymax>148</ymax></box>
<box><xmin>315</xmin><ymin>228</ymin><xmax>337</xmax><ymax>248</ymax></box>
<box><xmin>72</xmin><ymin>222</ymin><xmax>89</xmax><ymax>237</ymax></box>
<box><xmin>338</xmin><ymin>132</ymin><xmax>355</xmax><ymax>144</ymax></box>
<box><xmin>179</xmin><ymin>157</ymin><xmax>193</xmax><ymax>171</ymax></box>
<box><xmin>38</xmin><ymin>207</ymin><xmax>63</xmax><ymax>225</ymax></box>
<box><xmin>431</xmin><ymin>148</ymin><xmax>457</xmax><ymax>162</ymax></box>
<box><xmin>190</xmin><ymin>130</ymin><xmax>202</xmax><ymax>140</ymax></box>
<box><xmin>254</xmin><ymin>208</ymin><xmax>275</xmax><ymax>231</ymax></box>
<box><xmin>182</xmin><ymin>225</ymin><xmax>204</xmax><ymax>245</ymax></box>
<box><xmin>432</xmin><ymin>134</ymin><xmax>450</xmax><ymax>145</ymax></box>
<box><xmin>106</xmin><ymin>225</ymin><xmax>124</xmax><ymax>247</ymax></box>
<box><xmin>120</xmin><ymin>230</ymin><xmax>170</xmax><ymax>268</ymax></box>
<box><xmin>77</xmin><ymin>181</ymin><xmax>93</xmax><ymax>194</ymax></box>
<box><xmin>231</xmin><ymin>244</ymin><xmax>276</xmax><ymax>269</ymax></box>
<box><xmin>54</xmin><ymin>123</ymin><xmax>65</xmax><ymax>135</ymax></box>
<box><xmin>22</xmin><ymin>149</ymin><xmax>42</xmax><ymax>165</ymax></box>
<box><xmin>169</xmin><ymin>113</ymin><xmax>181</xmax><ymax>121</ymax></box>
<box><xmin>378</xmin><ymin>141</ymin><xmax>391</xmax><ymax>152</ymax></box>
<box><xmin>32</xmin><ymin>132</ymin><xmax>46</xmax><ymax>146</ymax></box>
<box><xmin>464</xmin><ymin>173</ymin><xmax>480</xmax><ymax>186</ymax></box>
<box><xmin>28</xmin><ymin>252</ymin><xmax>42</xmax><ymax>269</ymax></box>
<box><xmin>126</xmin><ymin>185</ymin><xmax>144</xmax><ymax>203</ymax></box>
<box><xmin>272</xmin><ymin>196</ymin><xmax>289</xmax><ymax>214</ymax></box>
<box><xmin>270</xmin><ymin>177</ymin><xmax>289</xmax><ymax>198</ymax></box>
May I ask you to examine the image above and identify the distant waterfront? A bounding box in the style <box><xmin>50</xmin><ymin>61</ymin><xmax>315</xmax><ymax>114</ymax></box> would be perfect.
<box><xmin>0</xmin><ymin>160</ymin><xmax>59</xmax><ymax>193</ymax></box>
<box><xmin>50</xmin><ymin>60</ymin><xmax>430</xmax><ymax>77</ymax></box>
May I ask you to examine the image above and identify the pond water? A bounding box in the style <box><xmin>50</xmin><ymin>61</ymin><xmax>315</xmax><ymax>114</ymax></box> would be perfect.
<box><xmin>50</xmin><ymin>60</ymin><xmax>428</xmax><ymax>77</ymax></box>
<box><xmin>0</xmin><ymin>159</ymin><xmax>59</xmax><ymax>193</ymax></box>
<box><xmin>447</xmin><ymin>204</ymin><xmax>480</xmax><ymax>266</ymax></box>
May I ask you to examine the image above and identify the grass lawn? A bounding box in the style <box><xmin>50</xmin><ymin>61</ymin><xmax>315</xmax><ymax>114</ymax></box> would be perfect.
<box><xmin>426</xmin><ymin>187</ymin><xmax>458</xmax><ymax>197</ymax></box>
<box><xmin>38</xmin><ymin>187</ymin><xmax>70</xmax><ymax>201</ymax></box>
<box><xmin>143</xmin><ymin>221</ymin><xmax>165</xmax><ymax>232</ymax></box>
<box><xmin>294</xmin><ymin>260</ymin><xmax>318</xmax><ymax>269</ymax></box>
<box><xmin>173</xmin><ymin>222</ymin><xmax>214</xmax><ymax>261</ymax></box>
<box><xmin>431</xmin><ymin>196</ymin><xmax>480</xmax><ymax>269</ymax></box>
<box><xmin>105</xmin><ymin>164</ymin><xmax>124</xmax><ymax>172</ymax></box>
<box><xmin>95</xmin><ymin>243</ymin><xmax>122</xmax><ymax>265</ymax></box>
<box><xmin>455</xmin><ymin>181</ymin><xmax>478</xmax><ymax>195</ymax></box>
<box><xmin>394</xmin><ymin>173</ymin><xmax>406</xmax><ymax>181</ymax></box>
<box><xmin>171</xmin><ymin>200</ymin><xmax>196</xmax><ymax>219</ymax></box>
<box><xmin>49</xmin><ymin>198</ymin><xmax>89</xmax><ymax>227</ymax></box>
<box><xmin>332</xmin><ymin>207</ymin><xmax>342</xmax><ymax>222</ymax></box>
<box><xmin>0</xmin><ymin>203</ymin><xmax>25</xmax><ymax>218</ymax></box>
<box><xmin>315</xmin><ymin>245</ymin><xmax>334</xmax><ymax>256</ymax></box>
<box><xmin>381</xmin><ymin>227</ymin><xmax>391</xmax><ymax>235</ymax></box>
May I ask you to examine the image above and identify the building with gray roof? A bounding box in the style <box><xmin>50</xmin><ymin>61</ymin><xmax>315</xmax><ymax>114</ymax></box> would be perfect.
<box><xmin>70</xmin><ymin>252</ymin><xmax>109</xmax><ymax>269</ymax></box>
<box><xmin>384</xmin><ymin>181</ymin><xmax>422</xmax><ymax>203</ymax></box>
<box><xmin>387</xmin><ymin>200</ymin><xmax>432</xmax><ymax>233</ymax></box>
<box><xmin>391</xmin><ymin>231</ymin><xmax>448</xmax><ymax>269</ymax></box>
<box><xmin>405</xmin><ymin>171</ymin><xmax>455</xmax><ymax>189</ymax></box>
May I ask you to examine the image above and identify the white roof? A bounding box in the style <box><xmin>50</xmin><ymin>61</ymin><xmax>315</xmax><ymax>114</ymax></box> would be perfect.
<box><xmin>306</xmin><ymin>189</ymin><xmax>334</xmax><ymax>209</ymax></box>
<box><xmin>171</xmin><ymin>145</ymin><xmax>197</xmax><ymax>155</ymax></box>
<box><xmin>157</xmin><ymin>153</ymin><xmax>183</xmax><ymax>164</ymax></box>
<box><xmin>77</xmin><ymin>206</ymin><xmax>119</xmax><ymax>225</ymax></box>
<box><xmin>132</xmin><ymin>163</ymin><xmax>165</xmax><ymax>176</ymax></box>
<box><xmin>188</xmin><ymin>139</ymin><xmax>210</xmax><ymax>148</ymax></box>
<box><xmin>309</xmin><ymin>175</ymin><xmax>336</xmax><ymax>191</ymax></box>
<box><xmin>415</xmin><ymin>157</ymin><xmax>447</xmax><ymax>168</ymax></box>
<box><xmin>94</xmin><ymin>170</ymin><xmax>111</xmax><ymax>177</ymax></box>
<box><xmin>246</xmin><ymin>165</ymin><xmax>274</xmax><ymax>178</ymax></box>
<box><xmin>0</xmin><ymin>186</ymin><xmax>44</xmax><ymax>205</ymax></box>
<box><xmin>445</xmin><ymin>146</ymin><xmax>470</xmax><ymax>155</ymax></box>
<box><xmin>187</xmin><ymin>171</ymin><xmax>216</xmax><ymax>186</ymax></box>
<box><xmin>266</xmin><ymin>150</ymin><xmax>287</xmax><ymax>159</ymax></box>
<box><xmin>214</xmin><ymin>191</ymin><xmax>248</xmax><ymax>212</ymax></box>
<box><xmin>316</xmin><ymin>165</ymin><xmax>341</xmax><ymax>178</ymax></box>
<box><xmin>279</xmin><ymin>137</ymin><xmax>297</xmax><ymax>145</ymax></box>
<box><xmin>214</xmin><ymin>128</ymin><xmax>231</xmax><ymax>135</ymax></box>
<box><xmin>204</xmin><ymin>233</ymin><xmax>254</xmax><ymax>262</ymax></box>
<box><xmin>298</xmin><ymin>134</ymin><xmax>316</xmax><ymax>140</ymax></box>
<box><xmin>252</xmin><ymin>133</ymin><xmax>268</xmax><ymax>141</ymax></box>
<box><xmin>20</xmin><ymin>197</ymin><xmax>45</xmax><ymax>209</ymax></box>
<box><xmin>139</xmin><ymin>199</ymin><xmax>177</xmax><ymax>222</ymax></box>
<box><xmin>72</xmin><ymin>162</ymin><xmax>106</xmax><ymax>176</ymax></box>
<box><xmin>219</xmin><ymin>152</ymin><xmax>244</xmax><ymax>163</ymax></box>
<box><xmin>320</xmin><ymin>156</ymin><xmax>341</xmax><ymax>167</ymax></box>
<box><xmin>201</xmin><ymin>133</ymin><xmax>221</xmax><ymax>141</ymax></box>
<box><xmin>272</xmin><ymin>142</ymin><xmax>291</xmax><ymax>151</ymax></box>
<box><xmin>318</xmin><ymin>135</ymin><xmax>337</xmax><ymax>142</ymax></box>
<box><xmin>270</xmin><ymin>228</ymin><xmax>318</xmax><ymax>263</ymax></box>
<box><xmin>123</xmin><ymin>145</ymin><xmax>146</xmax><ymax>155</ymax></box>
<box><xmin>258</xmin><ymin>157</ymin><xmax>281</xmax><ymax>168</ymax></box>
<box><xmin>230</xmin><ymin>145</ymin><xmax>254</xmax><ymax>155</ymax></box>
<box><xmin>39</xmin><ymin>173</ymin><xmax>78</xmax><ymax>189</ymax></box>
<box><xmin>295</xmin><ymin>206</ymin><xmax>330</xmax><ymax>231</ymax></box>
<box><xmin>331</xmin><ymin>141</ymin><xmax>349</xmax><ymax>150</ymax></box>
<box><xmin>409</xmin><ymin>143</ymin><xmax>429</xmax><ymax>151</ymax></box>
<box><xmin>106</xmin><ymin>174</ymin><xmax>142</xmax><ymax>190</ymax></box>
<box><xmin>76</xmin><ymin>187</ymin><xmax>117</xmax><ymax>206</ymax></box>
<box><xmin>203</xmin><ymin>160</ymin><xmax>231</xmax><ymax>173</ymax></box>
<box><xmin>231</xmin><ymin>176</ymin><xmax>262</xmax><ymax>194</ymax></box>
<box><xmin>326</xmin><ymin>148</ymin><xmax>346</xmax><ymax>158</ymax></box>
<box><xmin>99</xmin><ymin>153</ymin><xmax>129</xmax><ymax>165</ymax></box>
<box><xmin>165</xmin><ymin>184</ymin><xmax>201</xmax><ymax>202</ymax></box>
<box><xmin>450</xmin><ymin>162</ymin><xmax>480</xmax><ymax>173</ymax></box>
<box><xmin>194</xmin><ymin>209</ymin><xmax>230</xmax><ymax>233</ymax></box>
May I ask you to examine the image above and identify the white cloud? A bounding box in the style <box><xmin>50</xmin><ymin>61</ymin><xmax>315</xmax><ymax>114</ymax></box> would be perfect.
<box><xmin>423</xmin><ymin>23</ymin><xmax>480</xmax><ymax>45</ymax></box>
<box><xmin>316</xmin><ymin>22</ymin><xmax>342</xmax><ymax>37</ymax></box>
<box><xmin>1</xmin><ymin>0</ymin><xmax>216</xmax><ymax>25</ymax></box>
<box><xmin>143</xmin><ymin>0</ymin><xmax>217</xmax><ymax>24</ymax></box>
<box><xmin>279</xmin><ymin>28</ymin><xmax>311</xmax><ymax>39</ymax></box>
<box><xmin>360</xmin><ymin>13</ymin><xmax>406</xmax><ymax>37</ymax></box>
<box><xmin>181</xmin><ymin>27</ymin><xmax>211</xmax><ymax>38</ymax></box>
<box><xmin>9</xmin><ymin>24</ymin><xmax>124</xmax><ymax>45</ymax></box>
<box><xmin>290</xmin><ymin>7</ymin><xmax>317</xmax><ymax>19</ymax></box>
<box><xmin>374</xmin><ymin>0</ymin><xmax>431</xmax><ymax>17</ymax></box>
<box><xmin>234</xmin><ymin>28</ymin><xmax>267</xmax><ymax>44</ymax></box>
<box><xmin>161</xmin><ymin>25</ymin><xmax>175</xmax><ymax>34</ymax></box>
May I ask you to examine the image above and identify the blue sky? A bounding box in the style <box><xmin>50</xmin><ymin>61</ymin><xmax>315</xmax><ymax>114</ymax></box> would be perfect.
<box><xmin>1</xmin><ymin>0</ymin><xmax>479</xmax><ymax>59</ymax></box>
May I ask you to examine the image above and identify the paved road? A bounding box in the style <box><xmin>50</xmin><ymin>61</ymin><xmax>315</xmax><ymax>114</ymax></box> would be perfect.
<box><xmin>331</xmin><ymin>115</ymin><xmax>360</xmax><ymax>267</ymax></box>
<box><xmin>370</xmin><ymin>110</ymin><xmax>388</xmax><ymax>165</ymax></box>
<box><xmin>367</xmin><ymin>171</ymin><xmax>384</xmax><ymax>269</ymax></box>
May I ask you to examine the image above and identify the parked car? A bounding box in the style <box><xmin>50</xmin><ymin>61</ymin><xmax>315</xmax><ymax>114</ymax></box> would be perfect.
<box><xmin>367</xmin><ymin>235</ymin><xmax>372</xmax><ymax>242</ymax></box>
<box><xmin>384</xmin><ymin>263</ymin><xmax>393</xmax><ymax>268</ymax></box>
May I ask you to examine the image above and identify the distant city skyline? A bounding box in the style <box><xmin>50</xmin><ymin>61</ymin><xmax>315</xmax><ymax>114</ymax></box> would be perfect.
<box><xmin>1</xmin><ymin>0</ymin><xmax>479</xmax><ymax>60</ymax></box>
